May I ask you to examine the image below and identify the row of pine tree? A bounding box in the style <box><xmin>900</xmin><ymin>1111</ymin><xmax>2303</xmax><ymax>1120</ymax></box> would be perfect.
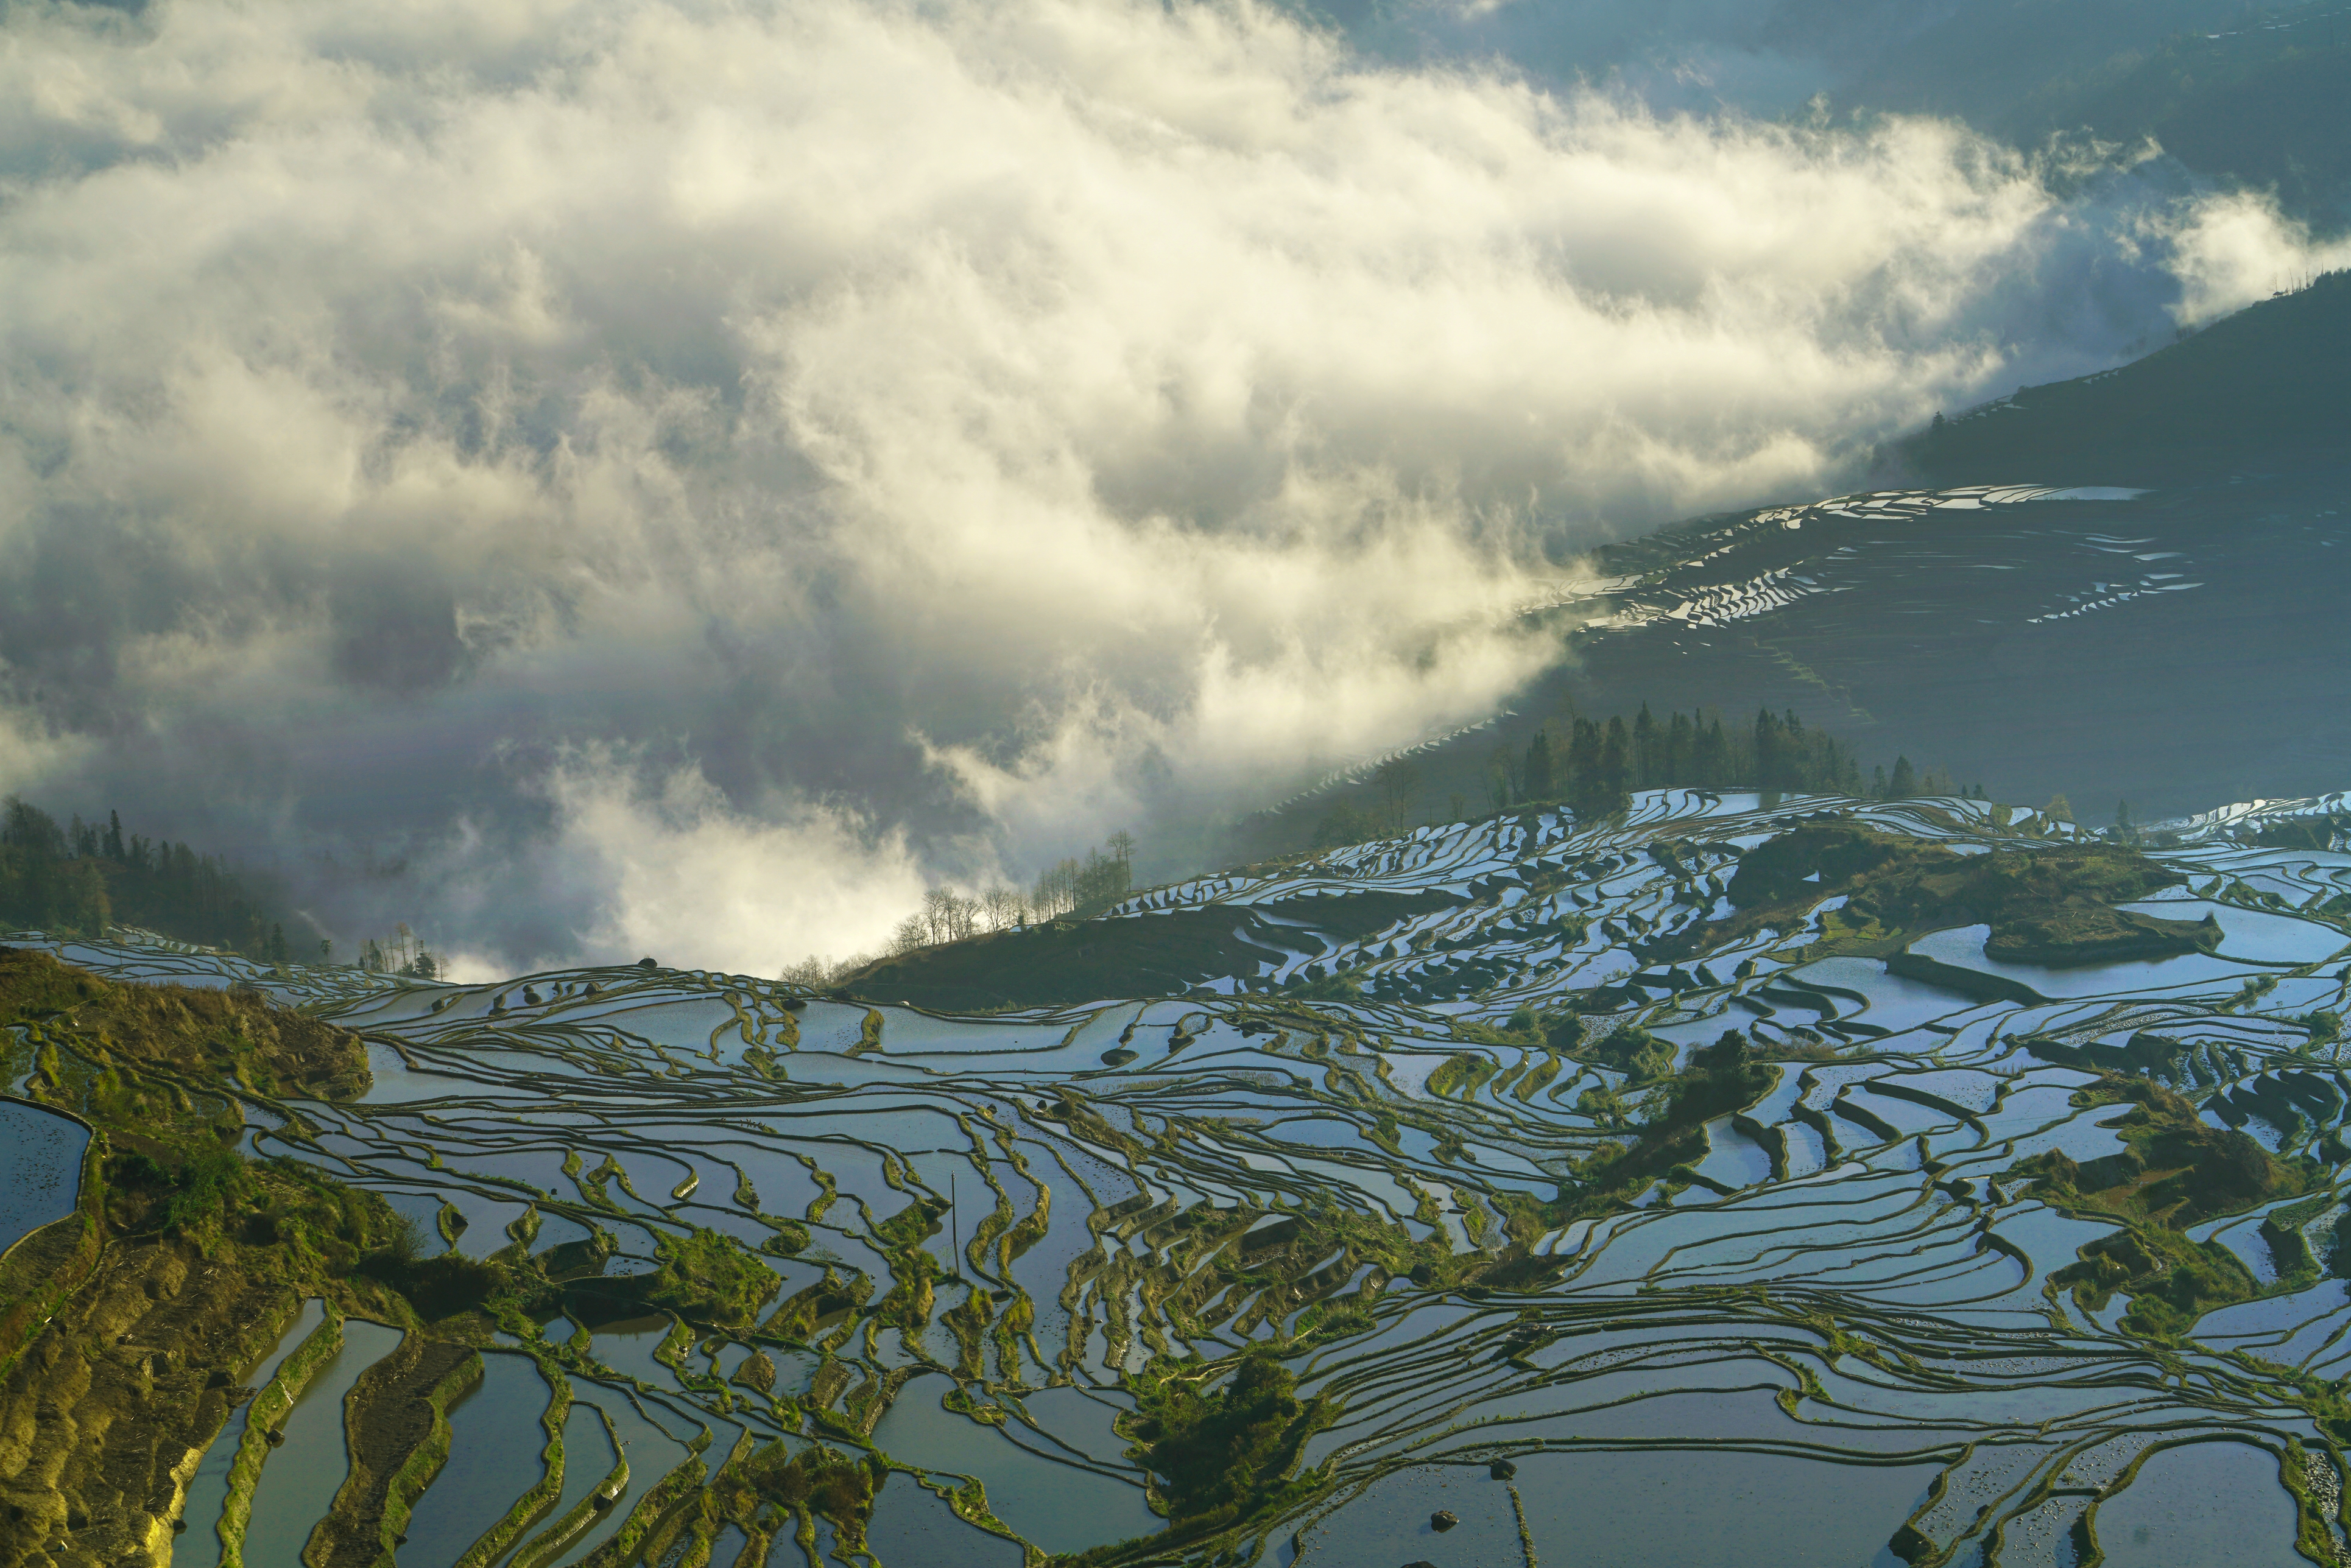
<box><xmin>1494</xmin><ymin>705</ymin><xmax>1970</xmax><ymax>819</ymax></box>
<box><xmin>1312</xmin><ymin>703</ymin><xmax>1979</xmax><ymax>848</ymax></box>
<box><xmin>1</xmin><ymin>798</ymin><xmax>294</xmax><ymax>958</ymax></box>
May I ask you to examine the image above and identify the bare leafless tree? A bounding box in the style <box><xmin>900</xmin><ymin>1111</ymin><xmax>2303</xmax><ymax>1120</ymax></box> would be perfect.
<box><xmin>1483</xmin><ymin>743</ymin><xmax>1517</xmax><ymax>812</ymax></box>
<box><xmin>1373</xmin><ymin>758</ymin><xmax>1422</xmax><ymax>834</ymax></box>
<box><xmin>781</xmin><ymin>951</ymin><xmax>878</xmax><ymax>986</ymax></box>
<box><xmin>889</xmin><ymin>913</ymin><xmax>930</xmax><ymax>955</ymax></box>
<box><xmin>982</xmin><ymin>883</ymin><xmax>1026</xmax><ymax>930</ymax></box>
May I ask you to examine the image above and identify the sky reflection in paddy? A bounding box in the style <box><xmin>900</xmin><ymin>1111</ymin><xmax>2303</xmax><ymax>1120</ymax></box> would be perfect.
<box><xmin>28</xmin><ymin>787</ymin><xmax>2351</xmax><ymax>1563</ymax></box>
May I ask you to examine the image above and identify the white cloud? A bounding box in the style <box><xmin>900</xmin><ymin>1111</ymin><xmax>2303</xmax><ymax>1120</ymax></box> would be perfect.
<box><xmin>0</xmin><ymin>0</ymin><xmax>2338</xmax><ymax>974</ymax></box>
<box><xmin>537</xmin><ymin>748</ymin><xmax>929</xmax><ymax>976</ymax></box>
<box><xmin>2155</xmin><ymin>191</ymin><xmax>2351</xmax><ymax>327</ymax></box>
<box><xmin>0</xmin><ymin>705</ymin><xmax>98</xmax><ymax>802</ymax></box>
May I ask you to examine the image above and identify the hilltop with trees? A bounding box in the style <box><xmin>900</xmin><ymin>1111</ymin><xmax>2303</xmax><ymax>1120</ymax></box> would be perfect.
<box><xmin>0</xmin><ymin>796</ymin><xmax>450</xmax><ymax>974</ymax></box>
<box><xmin>781</xmin><ymin>833</ymin><xmax>1140</xmax><ymax>983</ymax></box>
<box><xmin>355</xmin><ymin>923</ymin><xmax>442</xmax><ymax>980</ymax></box>
<box><xmin>0</xmin><ymin>799</ymin><xmax>294</xmax><ymax>958</ymax></box>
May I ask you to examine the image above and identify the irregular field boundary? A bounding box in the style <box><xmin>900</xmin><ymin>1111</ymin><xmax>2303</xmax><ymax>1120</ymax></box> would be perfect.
<box><xmin>0</xmin><ymin>1096</ymin><xmax>103</xmax><ymax>1384</ymax></box>
<box><xmin>362</xmin><ymin>1346</ymin><xmax>487</xmax><ymax>1568</ymax></box>
<box><xmin>452</xmin><ymin>1351</ymin><xmax>574</xmax><ymax>1568</ymax></box>
<box><xmin>576</xmin><ymin>1451</ymin><xmax>707</xmax><ymax>1568</ymax></box>
<box><xmin>219</xmin><ymin>1304</ymin><xmax>348</xmax><ymax>1568</ymax></box>
<box><xmin>508</xmin><ymin>1403</ymin><xmax>628</xmax><ymax>1568</ymax></box>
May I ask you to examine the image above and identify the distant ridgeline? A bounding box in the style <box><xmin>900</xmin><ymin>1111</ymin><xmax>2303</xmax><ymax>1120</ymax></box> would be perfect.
<box><xmin>1903</xmin><ymin>269</ymin><xmax>2351</xmax><ymax>483</ymax></box>
<box><xmin>2015</xmin><ymin>1</ymin><xmax>2351</xmax><ymax>228</ymax></box>
<box><xmin>1313</xmin><ymin>705</ymin><xmax>1975</xmax><ymax>851</ymax></box>
<box><xmin>0</xmin><ymin>798</ymin><xmax>292</xmax><ymax>960</ymax></box>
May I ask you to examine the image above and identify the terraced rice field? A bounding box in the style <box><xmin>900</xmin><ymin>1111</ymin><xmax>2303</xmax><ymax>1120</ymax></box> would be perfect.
<box><xmin>16</xmin><ymin>786</ymin><xmax>2351</xmax><ymax>1566</ymax></box>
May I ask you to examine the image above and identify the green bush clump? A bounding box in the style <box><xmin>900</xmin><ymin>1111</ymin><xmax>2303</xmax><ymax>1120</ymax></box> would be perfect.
<box><xmin>1289</xmin><ymin>970</ymin><xmax>1363</xmax><ymax>1002</ymax></box>
<box><xmin>104</xmin><ymin>1143</ymin><xmax>255</xmax><ymax>1239</ymax></box>
<box><xmin>647</xmin><ymin>1226</ymin><xmax>782</xmax><ymax>1329</ymax></box>
<box><xmin>1118</xmin><ymin>1351</ymin><xmax>1325</xmax><ymax>1538</ymax></box>
<box><xmin>1559</xmin><ymin>1032</ymin><xmax>1773</xmax><ymax>1207</ymax></box>
<box><xmin>1584</xmin><ymin>1024</ymin><xmax>1678</xmax><ymax>1086</ymax></box>
<box><xmin>2024</xmin><ymin>1073</ymin><xmax>2325</xmax><ymax>1341</ymax></box>
<box><xmin>2057</xmin><ymin>1227</ymin><xmax>2254</xmax><ymax>1338</ymax></box>
<box><xmin>1425</xmin><ymin>1052</ymin><xmax>1498</xmax><ymax>1097</ymax></box>
<box><xmin>737</xmin><ymin>1442</ymin><xmax>881</xmax><ymax>1544</ymax></box>
<box><xmin>1575</xmin><ymin>1082</ymin><xmax>1629</xmax><ymax>1128</ymax></box>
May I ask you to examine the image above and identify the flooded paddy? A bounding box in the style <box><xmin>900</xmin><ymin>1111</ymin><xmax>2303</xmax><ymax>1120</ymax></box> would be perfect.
<box><xmin>0</xmin><ymin>1099</ymin><xmax>88</xmax><ymax>1257</ymax></box>
<box><xmin>26</xmin><ymin>785</ymin><xmax>2351</xmax><ymax>1563</ymax></box>
<box><xmin>238</xmin><ymin>1320</ymin><xmax>406</xmax><ymax>1568</ymax></box>
<box><xmin>399</xmin><ymin>1351</ymin><xmax>556</xmax><ymax>1568</ymax></box>
<box><xmin>175</xmin><ymin>1299</ymin><xmax>330</xmax><ymax>1558</ymax></box>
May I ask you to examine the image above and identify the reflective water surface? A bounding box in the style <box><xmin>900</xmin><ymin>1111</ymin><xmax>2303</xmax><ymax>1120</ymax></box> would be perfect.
<box><xmin>26</xmin><ymin>784</ymin><xmax>2351</xmax><ymax>1564</ymax></box>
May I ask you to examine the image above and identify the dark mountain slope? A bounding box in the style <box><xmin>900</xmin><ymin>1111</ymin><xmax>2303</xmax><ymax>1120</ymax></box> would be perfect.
<box><xmin>838</xmin><ymin>888</ymin><xmax>1462</xmax><ymax>1011</ymax></box>
<box><xmin>1902</xmin><ymin>269</ymin><xmax>2351</xmax><ymax>483</ymax></box>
